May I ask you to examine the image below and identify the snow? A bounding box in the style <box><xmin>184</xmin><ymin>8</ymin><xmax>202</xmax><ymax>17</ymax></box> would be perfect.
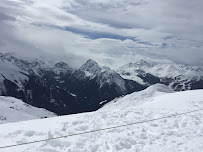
<box><xmin>120</xmin><ymin>74</ymin><xmax>145</xmax><ymax>85</ymax></box>
<box><xmin>0</xmin><ymin>84</ymin><xmax>203</xmax><ymax>151</ymax></box>
<box><xmin>70</xmin><ymin>93</ymin><xmax>77</xmax><ymax>97</ymax></box>
<box><xmin>101</xmin><ymin>84</ymin><xmax>203</xmax><ymax>112</ymax></box>
<box><xmin>0</xmin><ymin>53</ymin><xmax>73</xmax><ymax>78</ymax></box>
<box><xmin>117</xmin><ymin>60</ymin><xmax>203</xmax><ymax>88</ymax></box>
<box><xmin>99</xmin><ymin>100</ymin><xmax>108</xmax><ymax>105</ymax></box>
<box><xmin>84</xmin><ymin>71</ymin><xmax>94</xmax><ymax>77</ymax></box>
<box><xmin>53</xmin><ymin>62</ymin><xmax>72</xmax><ymax>75</ymax></box>
<box><xmin>80</xmin><ymin>59</ymin><xmax>102</xmax><ymax>74</ymax></box>
<box><xmin>0</xmin><ymin>96</ymin><xmax>56</xmax><ymax>124</ymax></box>
<box><xmin>101</xmin><ymin>84</ymin><xmax>174</xmax><ymax>110</ymax></box>
<box><xmin>0</xmin><ymin>58</ymin><xmax>29</xmax><ymax>89</ymax></box>
<box><xmin>79</xmin><ymin>59</ymin><xmax>127</xmax><ymax>91</ymax></box>
<box><xmin>97</xmin><ymin>69</ymin><xmax>126</xmax><ymax>91</ymax></box>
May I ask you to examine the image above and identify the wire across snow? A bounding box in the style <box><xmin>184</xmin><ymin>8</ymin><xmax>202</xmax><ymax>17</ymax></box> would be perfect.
<box><xmin>0</xmin><ymin>84</ymin><xmax>203</xmax><ymax>152</ymax></box>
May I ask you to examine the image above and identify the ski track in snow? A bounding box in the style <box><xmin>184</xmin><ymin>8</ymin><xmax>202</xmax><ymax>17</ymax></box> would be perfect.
<box><xmin>0</xmin><ymin>85</ymin><xmax>203</xmax><ymax>152</ymax></box>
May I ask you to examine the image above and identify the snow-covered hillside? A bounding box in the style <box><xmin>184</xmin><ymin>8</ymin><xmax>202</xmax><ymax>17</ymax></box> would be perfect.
<box><xmin>0</xmin><ymin>84</ymin><xmax>203</xmax><ymax>152</ymax></box>
<box><xmin>0</xmin><ymin>55</ymin><xmax>29</xmax><ymax>92</ymax></box>
<box><xmin>101</xmin><ymin>84</ymin><xmax>203</xmax><ymax>111</ymax></box>
<box><xmin>101</xmin><ymin>84</ymin><xmax>174</xmax><ymax>110</ymax></box>
<box><xmin>0</xmin><ymin>96</ymin><xmax>56</xmax><ymax>124</ymax></box>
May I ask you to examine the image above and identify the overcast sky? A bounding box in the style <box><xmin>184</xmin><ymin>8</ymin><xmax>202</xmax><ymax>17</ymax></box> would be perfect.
<box><xmin>0</xmin><ymin>0</ymin><xmax>203</xmax><ymax>67</ymax></box>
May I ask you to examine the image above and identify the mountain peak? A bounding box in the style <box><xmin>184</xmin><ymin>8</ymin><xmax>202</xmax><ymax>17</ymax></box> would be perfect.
<box><xmin>135</xmin><ymin>59</ymin><xmax>157</xmax><ymax>67</ymax></box>
<box><xmin>55</xmin><ymin>62</ymin><xmax>70</xmax><ymax>69</ymax></box>
<box><xmin>86</xmin><ymin>59</ymin><xmax>98</xmax><ymax>65</ymax></box>
<box><xmin>80</xmin><ymin>59</ymin><xmax>102</xmax><ymax>73</ymax></box>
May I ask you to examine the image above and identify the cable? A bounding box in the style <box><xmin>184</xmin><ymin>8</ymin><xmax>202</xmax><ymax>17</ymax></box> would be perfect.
<box><xmin>0</xmin><ymin>108</ymin><xmax>202</xmax><ymax>149</ymax></box>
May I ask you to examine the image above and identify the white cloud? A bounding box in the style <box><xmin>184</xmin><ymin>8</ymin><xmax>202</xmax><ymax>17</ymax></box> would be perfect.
<box><xmin>0</xmin><ymin>0</ymin><xmax>203</xmax><ymax>67</ymax></box>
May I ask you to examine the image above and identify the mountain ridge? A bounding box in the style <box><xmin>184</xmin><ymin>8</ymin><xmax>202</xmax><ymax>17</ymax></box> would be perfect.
<box><xmin>117</xmin><ymin>60</ymin><xmax>203</xmax><ymax>91</ymax></box>
<box><xmin>0</xmin><ymin>53</ymin><xmax>203</xmax><ymax>115</ymax></box>
<box><xmin>0</xmin><ymin>53</ymin><xmax>146</xmax><ymax>115</ymax></box>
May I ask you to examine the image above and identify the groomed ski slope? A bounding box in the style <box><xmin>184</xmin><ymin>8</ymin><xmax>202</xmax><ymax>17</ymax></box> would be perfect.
<box><xmin>0</xmin><ymin>84</ymin><xmax>203</xmax><ymax>152</ymax></box>
<box><xmin>0</xmin><ymin>96</ymin><xmax>56</xmax><ymax>124</ymax></box>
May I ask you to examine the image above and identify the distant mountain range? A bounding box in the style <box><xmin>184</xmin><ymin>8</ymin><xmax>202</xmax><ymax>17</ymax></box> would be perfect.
<box><xmin>0</xmin><ymin>53</ymin><xmax>145</xmax><ymax>115</ymax></box>
<box><xmin>117</xmin><ymin>59</ymin><xmax>203</xmax><ymax>91</ymax></box>
<box><xmin>0</xmin><ymin>53</ymin><xmax>203</xmax><ymax>115</ymax></box>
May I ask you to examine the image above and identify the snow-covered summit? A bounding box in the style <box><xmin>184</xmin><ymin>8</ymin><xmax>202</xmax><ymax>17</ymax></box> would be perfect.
<box><xmin>79</xmin><ymin>59</ymin><xmax>128</xmax><ymax>91</ymax></box>
<box><xmin>80</xmin><ymin>59</ymin><xmax>102</xmax><ymax>74</ymax></box>
<box><xmin>54</xmin><ymin>62</ymin><xmax>70</xmax><ymax>69</ymax></box>
<box><xmin>128</xmin><ymin>60</ymin><xmax>157</xmax><ymax>68</ymax></box>
<box><xmin>53</xmin><ymin>62</ymin><xmax>72</xmax><ymax>75</ymax></box>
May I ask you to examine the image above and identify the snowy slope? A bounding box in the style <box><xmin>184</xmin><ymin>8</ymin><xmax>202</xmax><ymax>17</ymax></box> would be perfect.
<box><xmin>101</xmin><ymin>84</ymin><xmax>174</xmax><ymax>110</ymax></box>
<box><xmin>0</xmin><ymin>96</ymin><xmax>56</xmax><ymax>124</ymax></box>
<box><xmin>0</xmin><ymin>53</ymin><xmax>58</xmax><ymax>91</ymax></box>
<box><xmin>101</xmin><ymin>84</ymin><xmax>203</xmax><ymax>111</ymax></box>
<box><xmin>0</xmin><ymin>84</ymin><xmax>203</xmax><ymax>152</ymax></box>
<box><xmin>0</xmin><ymin>57</ymin><xmax>29</xmax><ymax>89</ymax></box>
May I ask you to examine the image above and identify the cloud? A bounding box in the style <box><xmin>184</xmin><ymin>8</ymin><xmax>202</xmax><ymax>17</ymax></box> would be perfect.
<box><xmin>0</xmin><ymin>0</ymin><xmax>203</xmax><ymax>67</ymax></box>
<box><xmin>64</xmin><ymin>26</ymin><xmax>137</xmax><ymax>41</ymax></box>
<box><xmin>0</xmin><ymin>12</ymin><xmax>15</xmax><ymax>21</ymax></box>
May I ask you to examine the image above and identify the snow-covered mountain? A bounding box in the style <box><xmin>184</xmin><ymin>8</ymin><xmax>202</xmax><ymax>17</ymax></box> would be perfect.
<box><xmin>0</xmin><ymin>96</ymin><xmax>55</xmax><ymax>124</ymax></box>
<box><xmin>0</xmin><ymin>53</ymin><xmax>146</xmax><ymax>115</ymax></box>
<box><xmin>1</xmin><ymin>52</ymin><xmax>203</xmax><ymax>116</ymax></box>
<box><xmin>0</xmin><ymin>84</ymin><xmax>203</xmax><ymax>152</ymax></box>
<box><xmin>79</xmin><ymin>59</ymin><xmax>137</xmax><ymax>92</ymax></box>
<box><xmin>80</xmin><ymin>59</ymin><xmax>102</xmax><ymax>74</ymax></box>
<box><xmin>117</xmin><ymin>59</ymin><xmax>203</xmax><ymax>91</ymax></box>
